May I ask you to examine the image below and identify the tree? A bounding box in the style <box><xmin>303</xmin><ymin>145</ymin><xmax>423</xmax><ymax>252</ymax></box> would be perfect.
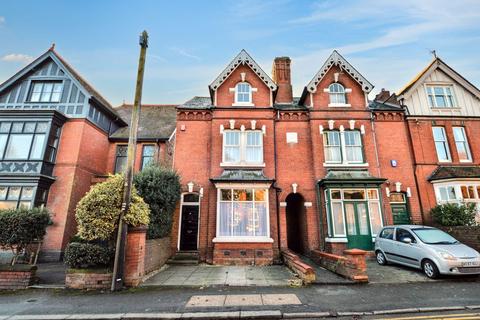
<box><xmin>134</xmin><ymin>165</ymin><xmax>181</xmax><ymax>239</ymax></box>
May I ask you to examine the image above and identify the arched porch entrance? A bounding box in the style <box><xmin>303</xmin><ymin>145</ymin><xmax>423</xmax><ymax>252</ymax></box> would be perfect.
<box><xmin>285</xmin><ymin>193</ymin><xmax>306</xmax><ymax>254</ymax></box>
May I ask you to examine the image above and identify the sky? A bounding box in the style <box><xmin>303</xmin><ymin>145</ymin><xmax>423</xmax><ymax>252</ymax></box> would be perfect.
<box><xmin>1</xmin><ymin>0</ymin><xmax>480</xmax><ymax>106</ymax></box>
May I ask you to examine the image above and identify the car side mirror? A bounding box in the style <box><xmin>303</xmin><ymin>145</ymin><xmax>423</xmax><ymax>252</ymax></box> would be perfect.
<box><xmin>402</xmin><ymin>237</ymin><xmax>412</xmax><ymax>244</ymax></box>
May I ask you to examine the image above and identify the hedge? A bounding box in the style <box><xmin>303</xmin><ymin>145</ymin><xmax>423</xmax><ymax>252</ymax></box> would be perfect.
<box><xmin>75</xmin><ymin>174</ymin><xmax>150</xmax><ymax>241</ymax></box>
<box><xmin>64</xmin><ymin>242</ymin><xmax>113</xmax><ymax>269</ymax></box>
<box><xmin>431</xmin><ymin>202</ymin><xmax>477</xmax><ymax>226</ymax></box>
<box><xmin>134</xmin><ymin>165</ymin><xmax>181</xmax><ymax>239</ymax></box>
<box><xmin>0</xmin><ymin>207</ymin><xmax>51</xmax><ymax>265</ymax></box>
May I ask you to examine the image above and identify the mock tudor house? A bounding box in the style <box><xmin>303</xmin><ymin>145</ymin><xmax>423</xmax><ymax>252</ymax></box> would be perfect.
<box><xmin>0</xmin><ymin>47</ymin><xmax>176</xmax><ymax>261</ymax></box>
<box><xmin>398</xmin><ymin>57</ymin><xmax>480</xmax><ymax>222</ymax></box>
<box><xmin>171</xmin><ymin>50</ymin><xmax>422</xmax><ymax>265</ymax></box>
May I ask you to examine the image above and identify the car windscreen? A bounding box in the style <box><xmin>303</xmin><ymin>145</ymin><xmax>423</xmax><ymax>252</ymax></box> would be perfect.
<box><xmin>412</xmin><ymin>228</ymin><xmax>459</xmax><ymax>245</ymax></box>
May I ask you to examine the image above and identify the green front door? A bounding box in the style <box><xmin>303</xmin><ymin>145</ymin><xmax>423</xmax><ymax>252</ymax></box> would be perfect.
<box><xmin>344</xmin><ymin>202</ymin><xmax>373</xmax><ymax>250</ymax></box>
<box><xmin>392</xmin><ymin>204</ymin><xmax>410</xmax><ymax>225</ymax></box>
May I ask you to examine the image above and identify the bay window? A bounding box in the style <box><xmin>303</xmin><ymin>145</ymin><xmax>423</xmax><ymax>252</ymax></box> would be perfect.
<box><xmin>323</xmin><ymin>130</ymin><xmax>364</xmax><ymax>165</ymax></box>
<box><xmin>222</xmin><ymin>130</ymin><xmax>263</xmax><ymax>165</ymax></box>
<box><xmin>0</xmin><ymin>121</ymin><xmax>49</xmax><ymax>161</ymax></box>
<box><xmin>0</xmin><ymin>185</ymin><xmax>35</xmax><ymax>209</ymax></box>
<box><xmin>432</xmin><ymin>127</ymin><xmax>451</xmax><ymax>162</ymax></box>
<box><xmin>217</xmin><ymin>188</ymin><xmax>269</xmax><ymax>238</ymax></box>
<box><xmin>453</xmin><ymin>127</ymin><xmax>471</xmax><ymax>162</ymax></box>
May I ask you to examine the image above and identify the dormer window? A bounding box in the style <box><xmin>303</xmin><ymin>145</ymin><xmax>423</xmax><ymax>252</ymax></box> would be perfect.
<box><xmin>426</xmin><ymin>85</ymin><xmax>456</xmax><ymax>108</ymax></box>
<box><xmin>235</xmin><ymin>82</ymin><xmax>252</xmax><ymax>104</ymax></box>
<box><xmin>29</xmin><ymin>81</ymin><xmax>63</xmax><ymax>103</ymax></box>
<box><xmin>328</xmin><ymin>83</ymin><xmax>349</xmax><ymax>107</ymax></box>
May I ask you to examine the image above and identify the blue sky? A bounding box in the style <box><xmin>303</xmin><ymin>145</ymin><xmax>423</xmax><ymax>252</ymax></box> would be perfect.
<box><xmin>1</xmin><ymin>0</ymin><xmax>480</xmax><ymax>105</ymax></box>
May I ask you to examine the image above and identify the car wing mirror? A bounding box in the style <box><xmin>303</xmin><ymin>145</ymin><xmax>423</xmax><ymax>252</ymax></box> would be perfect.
<box><xmin>402</xmin><ymin>238</ymin><xmax>412</xmax><ymax>244</ymax></box>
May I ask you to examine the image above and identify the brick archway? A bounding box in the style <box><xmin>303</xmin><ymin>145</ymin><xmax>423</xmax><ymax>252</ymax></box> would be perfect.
<box><xmin>285</xmin><ymin>193</ymin><xmax>306</xmax><ymax>254</ymax></box>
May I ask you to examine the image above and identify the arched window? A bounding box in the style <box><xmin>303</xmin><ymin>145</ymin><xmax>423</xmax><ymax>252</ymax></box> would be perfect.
<box><xmin>235</xmin><ymin>82</ymin><xmax>252</xmax><ymax>104</ymax></box>
<box><xmin>328</xmin><ymin>83</ymin><xmax>346</xmax><ymax>105</ymax></box>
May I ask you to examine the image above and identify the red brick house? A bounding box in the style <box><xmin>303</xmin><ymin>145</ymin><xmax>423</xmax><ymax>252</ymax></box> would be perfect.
<box><xmin>0</xmin><ymin>48</ymin><xmax>176</xmax><ymax>261</ymax></box>
<box><xmin>398</xmin><ymin>57</ymin><xmax>480</xmax><ymax>223</ymax></box>
<box><xmin>171</xmin><ymin>50</ymin><xmax>423</xmax><ymax>264</ymax></box>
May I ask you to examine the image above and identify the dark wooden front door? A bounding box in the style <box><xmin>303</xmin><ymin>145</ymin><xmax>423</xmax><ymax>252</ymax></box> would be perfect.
<box><xmin>179</xmin><ymin>205</ymin><xmax>199</xmax><ymax>251</ymax></box>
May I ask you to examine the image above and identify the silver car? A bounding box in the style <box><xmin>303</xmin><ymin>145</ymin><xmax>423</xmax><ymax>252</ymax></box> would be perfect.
<box><xmin>375</xmin><ymin>225</ymin><xmax>480</xmax><ymax>279</ymax></box>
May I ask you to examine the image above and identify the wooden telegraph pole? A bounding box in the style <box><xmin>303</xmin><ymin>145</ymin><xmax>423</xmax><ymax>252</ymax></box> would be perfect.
<box><xmin>111</xmin><ymin>30</ymin><xmax>149</xmax><ymax>291</ymax></box>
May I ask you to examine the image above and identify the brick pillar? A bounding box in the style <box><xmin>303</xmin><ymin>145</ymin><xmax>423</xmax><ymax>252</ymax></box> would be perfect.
<box><xmin>343</xmin><ymin>249</ymin><xmax>368</xmax><ymax>282</ymax></box>
<box><xmin>125</xmin><ymin>225</ymin><xmax>147</xmax><ymax>287</ymax></box>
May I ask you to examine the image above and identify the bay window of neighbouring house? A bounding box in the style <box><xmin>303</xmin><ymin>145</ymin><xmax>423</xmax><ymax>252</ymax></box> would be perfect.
<box><xmin>29</xmin><ymin>81</ymin><xmax>63</xmax><ymax>103</ymax></box>
<box><xmin>0</xmin><ymin>121</ymin><xmax>50</xmax><ymax>161</ymax></box>
<box><xmin>426</xmin><ymin>85</ymin><xmax>456</xmax><ymax>108</ymax></box>
<box><xmin>223</xmin><ymin>130</ymin><xmax>263</xmax><ymax>165</ymax></box>
<box><xmin>432</xmin><ymin>127</ymin><xmax>451</xmax><ymax>162</ymax></box>
<box><xmin>434</xmin><ymin>182</ymin><xmax>480</xmax><ymax>221</ymax></box>
<box><xmin>217</xmin><ymin>188</ymin><xmax>269</xmax><ymax>239</ymax></box>
<box><xmin>0</xmin><ymin>185</ymin><xmax>36</xmax><ymax>209</ymax></box>
<box><xmin>453</xmin><ymin>127</ymin><xmax>472</xmax><ymax>162</ymax></box>
<box><xmin>323</xmin><ymin>130</ymin><xmax>364</xmax><ymax>165</ymax></box>
<box><xmin>326</xmin><ymin>188</ymin><xmax>383</xmax><ymax>238</ymax></box>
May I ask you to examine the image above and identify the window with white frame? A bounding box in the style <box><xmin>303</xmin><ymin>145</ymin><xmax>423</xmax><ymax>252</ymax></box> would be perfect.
<box><xmin>29</xmin><ymin>81</ymin><xmax>63</xmax><ymax>103</ymax></box>
<box><xmin>217</xmin><ymin>188</ymin><xmax>268</xmax><ymax>238</ymax></box>
<box><xmin>235</xmin><ymin>82</ymin><xmax>252</xmax><ymax>104</ymax></box>
<box><xmin>327</xmin><ymin>188</ymin><xmax>383</xmax><ymax>238</ymax></box>
<box><xmin>426</xmin><ymin>85</ymin><xmax>456</xmax><ymax>108</ymax></box>
<box><xmin>453</xmin><ymin>127</ymin><xmax>472</xmax><ymax>162</ymax></box>
<box><xmin>223</xmin><ymin>130</ymin><xmax>263</xmax><ymax>165</ymax></box>
<box><xmin>323</xmin><ymin>130</ymin><xmax>363</xmax><ymax>165</ymax></box>
<box><xmin>435</xmin><ymin>182</ymin><xmax>480</xmax><ymax>221</ymax></box>
<box><xmin>0</xmin><ymin>185</ymin><xmax>35</xmax><ymax>210</ymax></box>
<box><xmin>432</xmin><ymin>127</ymin><xmax>451</xmax><ymax>162</ymax></box>
<box><xmin>328</xmin><ymin>83</ymin><xmax>347</xmax><ymax>105</ymax></box>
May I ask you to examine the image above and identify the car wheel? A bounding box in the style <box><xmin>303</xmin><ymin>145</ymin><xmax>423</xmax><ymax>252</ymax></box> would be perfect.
<box><xmin>422</xmin><ymin>259</ymin><xmax>439</xmax><ymax>279</ymax></box>
<box><xmin>376</xmin><ymin>251</ymin><xmax>387</xmax><ymax>265</ymax></box>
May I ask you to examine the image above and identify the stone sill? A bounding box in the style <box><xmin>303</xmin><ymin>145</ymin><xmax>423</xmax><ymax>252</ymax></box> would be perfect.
<box><xmin>212</xmin><ymin>237</ymin><xmax>274</xmax><ymax>243</ymax></box>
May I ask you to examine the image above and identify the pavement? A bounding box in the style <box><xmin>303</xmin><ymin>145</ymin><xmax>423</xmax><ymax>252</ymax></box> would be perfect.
<box><xmin>142</xmin><ymin>265</ymin><xmax>295</xmax><ymax>287</ymax></box>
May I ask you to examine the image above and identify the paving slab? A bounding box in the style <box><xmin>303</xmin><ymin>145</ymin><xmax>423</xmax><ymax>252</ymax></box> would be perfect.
<box><xmin>122</xmin><ymin>313</ymin><xmax>180</xmax><ymax>320</ymax></box>
<box><xmin>185</xmin><ymin>295</ymin><xmax>226</xmax><ymax>307</ymax></box>
<box><xmin>261</xmin><ymin>294</ymin><xmax>302</xmax><ymax>305</ymax></box>
<box><xmin>224</xmin><ymin>294</ymin><xmax>263</xmax><ymax>306</ymax></box>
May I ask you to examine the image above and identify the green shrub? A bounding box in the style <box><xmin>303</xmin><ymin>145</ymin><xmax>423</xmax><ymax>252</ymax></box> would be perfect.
<box><xmin>0</xmin><ymin>208</ymin><xmax>51</xmax><ymax>265</ymax></box>
<box><xmin>75</xmin><ymin>174</ymin><xmax>150</xmax><ymax>241</ymax></box>
<box><xmin>134</xmin><ymin>165</ymin><xmax>181</xmax><ymax>239</ymax></box>
<box><xmin>64</xmin><ymin>242</ymin><xmax>113</xmax><ymax>269</ymax></box>
<box><xmin>431</xmin><ymin>203</ymin><xmax>477</xmax><ymax>226</ymax></box>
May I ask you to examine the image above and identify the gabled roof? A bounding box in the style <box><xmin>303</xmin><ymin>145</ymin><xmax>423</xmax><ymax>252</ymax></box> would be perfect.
<box><xmin>208</xmin><ymin>49</ymin><xmax>277</xmax><ymax>97</ymax></box>
<box><xmin>110</xmin><ymin>104</ymin><xmax>177</xmax><ymax>141</ymax></box>
<box><xmin>305</xmin><ymin>50</ymin><xmax>373</xmax><ymax>94</ymax></box>
<box><xmin>397</xmin><ymin>57</ymin><xmax>480</xmax><ymax>99</ymax></box>
<box><xmin>0</xmin><ymin>47</ymin><xmax>125</xmax><ymax>124</ymax></box>
<box><xmin>178</xmin><ymin>96</ymin><xmax>212</xmax><ymax>110</ymax></box>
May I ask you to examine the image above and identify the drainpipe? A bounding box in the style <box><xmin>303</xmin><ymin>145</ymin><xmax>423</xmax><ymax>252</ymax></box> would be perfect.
<box><xmin>273</xmin><ymin>110</ymin><xmax>282</xmax><ymax>258</ymax></box>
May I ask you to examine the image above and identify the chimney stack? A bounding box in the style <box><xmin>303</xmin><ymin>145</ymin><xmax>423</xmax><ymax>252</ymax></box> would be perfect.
<box><xmin>272</xmin><ymin>57</ymin><xmax>293</xmax><ymax>104</ymax></box>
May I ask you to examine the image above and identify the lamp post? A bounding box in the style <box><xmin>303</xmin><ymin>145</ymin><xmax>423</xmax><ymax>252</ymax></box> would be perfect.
<box><xmin>111</xmin><ymin>30</ymin><xmax>148</xmax><ymax>291</ymax></box>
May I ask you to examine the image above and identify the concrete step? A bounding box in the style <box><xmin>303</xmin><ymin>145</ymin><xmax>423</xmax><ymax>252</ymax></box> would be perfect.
<box><xmin>166</xmin><ymin>259</ymin><xmax>199</xmax><ymax>265</ymax></box>
<box><xmin>167</xmin><ymin>251</ymin><xmax>199</xmax><ymax>265</ymax></box>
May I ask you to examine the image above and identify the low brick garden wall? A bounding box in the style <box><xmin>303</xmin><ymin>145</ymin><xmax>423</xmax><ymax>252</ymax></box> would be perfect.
<box><xmin>437</xmin><ymin>226</ymin><xmax>480</xmax><ymax>251</ymax></box>
<box><xmin>310</xmin><ymin>249</ymin><xmax>368</xmax><ymax>282</ymax></box>
<box><xmin>144</xmin><ymin>237</ymin><xmax>171</xmax><ymax>274</ymax></box>
<box><xmin>282</xmin><ymin>250</ymin><xmax>315</xmax><ymax>284</ymax></box>
<box><xmin>0</xmin><ymin>264</ymin><xmax>37</xmax><ymax>289</ymax></box>
<box><xmin>65</xmin><ymin>269</ymin><xmax>112</xmax><ymax>290</ymax></box>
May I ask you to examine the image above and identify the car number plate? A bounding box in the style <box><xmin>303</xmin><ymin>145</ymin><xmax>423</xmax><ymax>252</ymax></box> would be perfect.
<box><xmin>462</xmin><ymin>261</ymin><xmax>480</xmax><ymax>267</ymax></box>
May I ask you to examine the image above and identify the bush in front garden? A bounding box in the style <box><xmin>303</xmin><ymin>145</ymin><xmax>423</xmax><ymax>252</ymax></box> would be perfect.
<box><xmin>0</xmin><ymin>208</ymin><xmax>51</xmax><ymax>264</ymax></box>
<box><xmin>134</xmin><ymin>165</ymin><xmax>181</xmax><ymax>239</ymax></box>
<box><xmin>64</xmin><ymin>242</ymin><xmax>113</xmax><ymax>269</ymax></box>
<box><xmin>75</xmin><ymin>174</ymin><xmax>150</xmax><ymax>241</ymax></box>
<box><xmin>431</xmin><ymin>202</ymin><xmax>477</xmax><ymax>226</ymax></box>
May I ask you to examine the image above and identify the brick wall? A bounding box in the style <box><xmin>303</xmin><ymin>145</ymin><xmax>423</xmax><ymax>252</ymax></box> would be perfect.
<box><xmin>65</xmin><ymin>271</ymin><xmax>112</xmax><ymax>290</ymax></box>
<box><xmin>0</xmin><ymin>266</ymin><xmax>37</xmax><ymax>290</ymax></box>
<box><xmin>437</xmin><ymin>226</ymin><xmax>480</xmax><ymax>252</ymax></box>
<box><xmin>124</xmin><ymin>226</ymin><xmax>147</xmax><ymax>287</ymax></box>
<box><xmin>310</xmin><ymin>248</ymin><xmax>368</xmax><ymax>282</ymax></box>
<box><xmin>144</xmin><ymin>237</ymin><xmax>172</xmax><ymax>274</ymax></box>
<box><xmin>213</xmin><ymin>242</ymin><xmax>273</xmax><ymax>266</ymax></box>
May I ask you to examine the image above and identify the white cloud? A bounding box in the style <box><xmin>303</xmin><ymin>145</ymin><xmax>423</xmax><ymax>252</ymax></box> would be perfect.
<box><xmin>1</xmin><ymin>53</ymin><xmax>34</xmax><ymax>64</ymax></box>
<box><xmin>0</xmin><ymin>16</ymin><xmax>5</xmax><ymax>25</ymax></box>
<box><xmin>169</xmin><ymin>47</ymin><xmax>201</xmax><ymax>61</ymax></box>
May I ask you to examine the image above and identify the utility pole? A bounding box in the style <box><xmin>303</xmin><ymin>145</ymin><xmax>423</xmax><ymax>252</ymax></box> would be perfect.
<box><xmin>111</xmin><ymin>30</ymin><xmax>148</xmax><ymax>291</ymax></box>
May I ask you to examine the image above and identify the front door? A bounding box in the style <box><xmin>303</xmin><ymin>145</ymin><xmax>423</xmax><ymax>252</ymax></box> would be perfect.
<box><xmin>344</xmin><ymin>202</ymin><xmax>373</xmax><ymax>250</ymax></box>
<box><xmin>179</xmin><ymin>205</ymin><xmax>199</xmax><ymax>251</ymax></box>
<box><xmin>392</xmin><ymin>204</ymin><xmax>410</xmax><ymax>225</ymax></box>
